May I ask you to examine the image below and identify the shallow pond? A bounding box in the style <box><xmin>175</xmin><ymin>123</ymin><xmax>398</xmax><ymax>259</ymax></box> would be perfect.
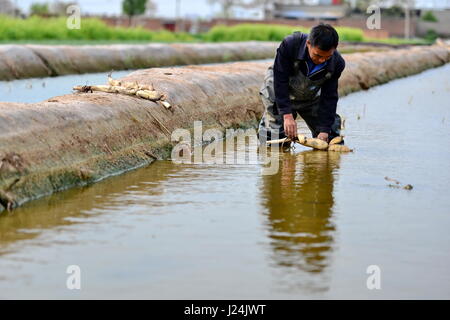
<box><xmin>0</xmin><ymin>64</ymin><xmax>449</xmax><ymax>299</ymax></box>
<box><xmin>0</xmin><ymin>60</ymin><xmax>271</xmax><ymax>103</ymax></box>
<box><xmin>0</xmin><ymin>70</ymin><xmax>134</xmax><ymax>103</ymax></box>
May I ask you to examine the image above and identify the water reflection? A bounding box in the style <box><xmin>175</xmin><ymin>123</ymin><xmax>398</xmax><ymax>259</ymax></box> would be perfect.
<box><xmin>261</xmin><ymin>150</ymin><xmax>342</xmax><ymax>292</ymax></box>
<box><xmin>0</xmin><ymin>161</ymin><xmax>182</xmax><ymax>254</ymax></box>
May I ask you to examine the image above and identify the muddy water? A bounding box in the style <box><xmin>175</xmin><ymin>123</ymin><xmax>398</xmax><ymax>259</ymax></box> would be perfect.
<box><xmin>0</xmin><ymin>60</ymin><xmax>271</xmax><ymax>103</ymax></box>
<box><xmin>0</xmin><ymin>64</ymin><xmax>450</xmax><ymax>299</ymax></box>
<box><xmin>0</xmin><ymin>70</ymin><xmax>134</xmax><ymax>103</ymax></box>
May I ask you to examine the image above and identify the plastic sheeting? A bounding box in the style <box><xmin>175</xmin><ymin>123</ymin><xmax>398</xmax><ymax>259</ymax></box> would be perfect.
<box><xmin>0</xmin><ymin>42</ymin><xmax>395</xmax><ymax>81</ymax></box>
<box><xmin>0</xmin><ymin>42</ymin><xmax>279</xmax><ymax>81</ymax></box>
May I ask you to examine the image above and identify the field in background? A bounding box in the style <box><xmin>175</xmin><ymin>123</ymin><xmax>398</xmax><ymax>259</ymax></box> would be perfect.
<box><xmin>0</xmin><ymin>16</ymin><xmax>194</xmax><ymax>42</ymax></box>
<box><xmin>203</xmin><ymin>23</ymin><xmax>364</xmax><ymax>42</ymax></box>
<box><xmin>0</xmin><ymin>16</ymin><xmax>432</xmax><ymax>45</ymax></box>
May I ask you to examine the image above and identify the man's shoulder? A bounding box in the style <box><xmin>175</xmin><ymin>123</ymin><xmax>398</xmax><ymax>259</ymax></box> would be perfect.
<box><xmin>282</xmin><ymin>32</ymin><xmax>308</xmax><ymax>46</ymax></box>
<box><xmin>279</xmin><ymin>32</ymin><xmax>307</xmax><ymax>58</ymax></box>
<box><xmin>333</xmin><ymin>49</ymin><xmax>346</xmax><ymax>71</ymax></box>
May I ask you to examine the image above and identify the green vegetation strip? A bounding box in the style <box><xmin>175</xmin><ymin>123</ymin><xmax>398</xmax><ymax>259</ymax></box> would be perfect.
<box><xmin>0</xmin><ymin>16</ymin><xmax>430</xmax><ymax>45</ymax></box>
<box><xmin>204</xmin><ymin>24</ymin><xmax>365</xmax><ymax>42</ymax></box>
<box><xmin>0</xmin><ymin>41</ymin><xmax>279</xmax><ymax>80</ymax></box>
<box><xmin>0</xmin><ymin>16</ymin><xmax>194</xmax><ymax>42</ymax></box>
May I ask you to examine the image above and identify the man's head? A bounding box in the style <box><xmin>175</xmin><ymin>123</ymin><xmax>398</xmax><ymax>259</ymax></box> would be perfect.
<box><xmin>306</xmin><ymin>24</ymin><xmax>339</xmax><ymax>65</ymax></box>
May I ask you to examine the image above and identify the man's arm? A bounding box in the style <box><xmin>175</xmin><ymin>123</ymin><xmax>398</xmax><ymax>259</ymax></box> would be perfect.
<box><xmin>273</xmin><ymin>35</ymin><xmax>300</xmax><ymax>138</ymax></box>
<box><xmin>273</xmin><ymin>35</ymin><xmax>296</xmax><ymax>116</ymax></box>
<box><xmin>317</xmin><ymin>57</ymin><xmax>346</xmax><ymax>135</ymax></box>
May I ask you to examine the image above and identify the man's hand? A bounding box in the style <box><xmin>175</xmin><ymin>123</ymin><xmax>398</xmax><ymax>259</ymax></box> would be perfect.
<box><xmin>283</xmin><ymin>114</ymin><xmax>297</xmax><ymax>139</ymax></box>
<box><xmin>317</xmin><ymin>132</ymin><xmax>329</xmax><ymax>142</ymax></box>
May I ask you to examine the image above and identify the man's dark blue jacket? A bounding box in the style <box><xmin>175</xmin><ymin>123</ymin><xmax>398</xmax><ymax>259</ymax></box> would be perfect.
<box><xmin>273</xmin><ymin>32</ymin><xmax>346</xmax><ymax>134</ymax></box>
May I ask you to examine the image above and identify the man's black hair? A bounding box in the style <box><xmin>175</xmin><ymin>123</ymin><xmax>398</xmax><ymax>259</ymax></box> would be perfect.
<box><xmin>308</xmin><ymin>23</ymin><xmax>339</xmax><ymax>51</ymax></box>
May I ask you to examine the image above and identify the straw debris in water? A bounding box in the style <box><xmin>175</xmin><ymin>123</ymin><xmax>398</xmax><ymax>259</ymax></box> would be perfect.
<box><xmin>266</xmin><ymin>135</ymin><xmax>352</xmax><ymax>152</ymax></box>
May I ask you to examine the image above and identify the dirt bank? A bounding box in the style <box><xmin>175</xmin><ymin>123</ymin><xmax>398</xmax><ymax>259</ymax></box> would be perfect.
<box><xmin>0</xmin><ymin>42</ymin><xmax>279</xmax><ymax>81</ymax></box>
<box><xmin>0</xmin><ymin>42</ymin><xmax>393</xmax><ymax>81</ymax></box>
<box><xmin>0</xmin><ymin>45</ymin><xmax>449</xmax><ymax>211</ymax></box>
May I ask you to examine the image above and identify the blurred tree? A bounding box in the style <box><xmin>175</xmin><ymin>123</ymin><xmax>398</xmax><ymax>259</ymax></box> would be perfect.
<box><xmin>122</xmin><ymin>0</ymin><xmax>148</xmax><ymax>25</ymax></box>
<box><xmin>30</xmin><ymin>2</ymin><xmax>50</xmax><ymax>16</ymax></box>
<box><xmin>347</xmin><ymin>0</ymin><xmax>374</xmax><ymax>14</ymax></box>
<box><xmin>421</xmin><ymin>11</ymin><xmax>438</xmax><ymax>22</ymax></box>
<box><xmin>382</xmin><ymin>5</ymin><xmax>405</xmax><ymax>17</ymax></box>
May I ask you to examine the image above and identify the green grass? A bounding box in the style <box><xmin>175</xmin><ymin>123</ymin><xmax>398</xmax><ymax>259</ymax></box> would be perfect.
<box><xmin>363</xmin><ymin>37</ymin><xmax>432</xmax><ymax>45</ymax></box>
<box><xmin>0</xmin><ymin>39</ymin><xmax>204</xmax><ymax>45</ymax></box>
<box><xmin>0</xmin><ymin>16</ymin><xmax>431</xmax><ymax>46</ymax></box>
<box><xmin>203</xmin><ymin>24</ymin><xmax>365</xmax><ymax>42</ymax></box>
<box><xmin>0</xmin><ymin>15</ymin><xmax>196</xmax><ymax>42</ymax></box>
